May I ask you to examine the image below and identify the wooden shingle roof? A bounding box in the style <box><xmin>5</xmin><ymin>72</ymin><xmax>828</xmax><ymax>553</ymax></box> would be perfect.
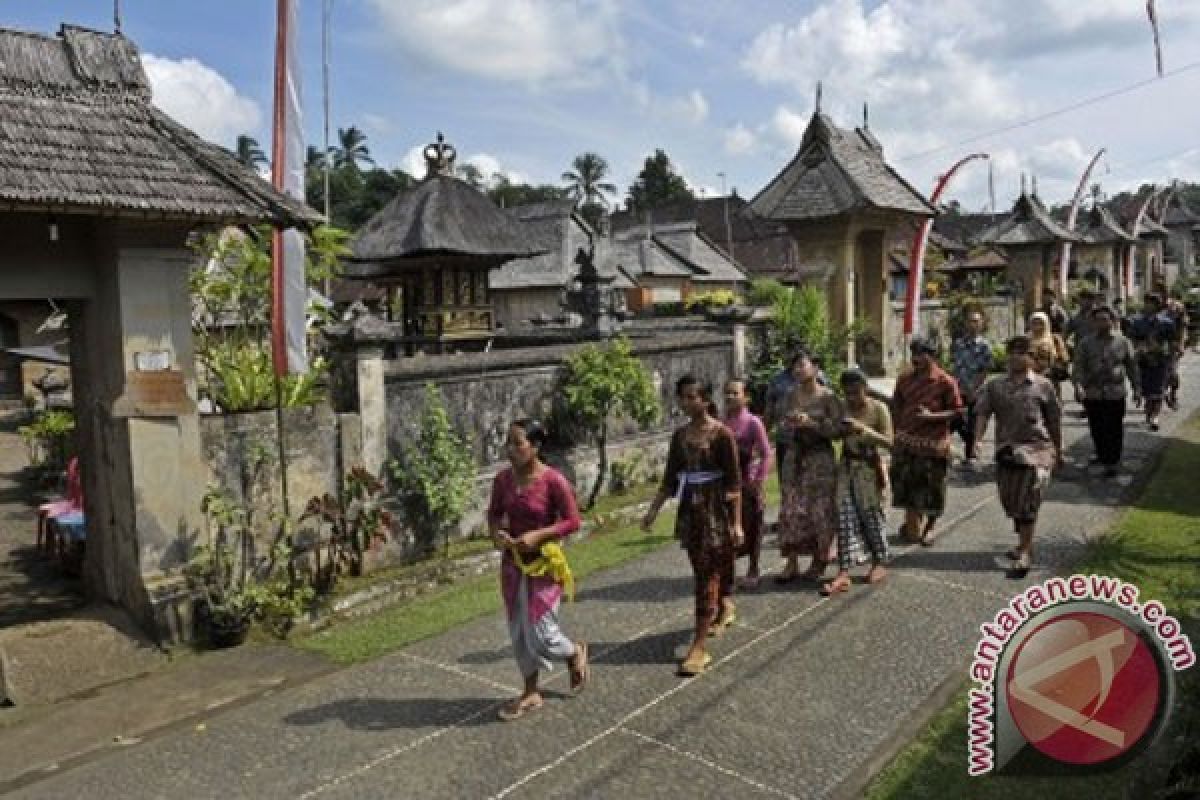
<box><xmin>1079</xmin><ymin>205</ymin><xmax>1135</xmax><ymax>245</ymax></box>
<box><xmin>749</xmin><ymin>113</ymin><xmax>934</xmax><ymax>222</ymax></box>
<box><xmin>0</xmin><ymin>24</ymin><xmax>318</xmax><ymax>225</ymax></box>
<box><xmin>977</xmin><ymin>193</ymin><xmax>1081</xmax><ymax>247</ymax></box>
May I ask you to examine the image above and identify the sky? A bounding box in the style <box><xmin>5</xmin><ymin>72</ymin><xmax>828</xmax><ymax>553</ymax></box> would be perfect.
<box><xmin>6</xmin><ymin>0</ymin><xmax>1200</xmax><ymax>213</ymax></box>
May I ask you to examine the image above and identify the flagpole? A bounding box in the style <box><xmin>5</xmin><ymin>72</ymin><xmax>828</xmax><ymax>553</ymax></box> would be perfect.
<box><xmin>271</xmin><ymin>0</ymin><xmax>293</xmax><ymax>528</ymax></box>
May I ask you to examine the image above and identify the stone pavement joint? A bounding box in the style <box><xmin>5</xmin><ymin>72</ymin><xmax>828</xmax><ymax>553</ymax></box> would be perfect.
<box><xmin>618</xmin><ymin>728</ymin><xmax>800</xmax><ymax>800</ymax></box>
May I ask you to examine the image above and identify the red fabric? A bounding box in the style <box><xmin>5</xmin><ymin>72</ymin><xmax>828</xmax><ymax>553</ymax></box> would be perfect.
<box><xmin>487</xmin><ymin>466</ymin><xmax>581</xmax><ymax>623</ymax></box>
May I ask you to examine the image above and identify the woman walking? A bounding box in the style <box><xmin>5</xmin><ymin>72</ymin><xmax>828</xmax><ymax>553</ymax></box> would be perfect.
<box><xmin>776</xmin><ymin>350</ymin><xmax>843</xmax><ymax>584</ymax></box>
<box><xmin>1029</xmin><ymin>311</ymin><xmax>1070</xmax><ymax>397</ymax></box>
<box><xmin>642</xmin><ymin>376</ymin><xmax>743</xmax><ymax>677</ymax></box>
<box><xmin>488</xmin><ymin>419</ymin><xmax>589</xmax><ymax>720</ymax></box>
<box><xmin>821</xmin><ymin>369</ymin><xmax>893</xmax><ymax>596</ymax></box>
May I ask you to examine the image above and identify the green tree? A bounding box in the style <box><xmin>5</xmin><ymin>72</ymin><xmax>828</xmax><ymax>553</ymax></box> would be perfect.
<box><xmin>488</xmin><ymin>176</ymin><xmax>569</xmax><ymax>209</ymax></box>
<box><xmin>560</xmin><ymin>338</ymin><xmax>661</xmax><ymax>509</ymax></box>
<box><xmin>563</xmin><ymin>152</ymin><xmax>617</xmax><ymax>212</ymax></box>
<box><xmin>391</xmin><ymin>384</ymin><xmax>477</xmax><ymax>556</ymax></box>
<box><xmin>625</xmin><ymin>149</ymin><xmax>694</xmax><ymax>215</ymax></box>
<box><xmin>332</xmin><ymin>126</ymin><xmax>374</xmax><ymax>171</ymax></box>
<box><xmin>234</xmin><ymin>134</ymin><xmax>267</xmax><ymax>171</ymax></box>
<box><xmin>456</xmin><ymin>162</ymin><xmax>486</xmax><ymax>190</ymax></box>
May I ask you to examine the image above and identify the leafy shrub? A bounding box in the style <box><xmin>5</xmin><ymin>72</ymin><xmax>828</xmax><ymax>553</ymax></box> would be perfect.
<box><xmin>18</xmin><ymin>409</ymin><xmax>75</xmax><ymax>469</ymax></box>
<box><xmin>303</xmin><ymin>467</ymin><xmax>393</xmax><ymax>589</ymax></box>
<box><xmin>391</xmin><ymin>384</ymin><xmax>476</xmax><ymax>556</ymax></box>
<box><xmin>685</xmin><ymin>289</ymin><xmax>740</xmax><ymax>312</ymax></box>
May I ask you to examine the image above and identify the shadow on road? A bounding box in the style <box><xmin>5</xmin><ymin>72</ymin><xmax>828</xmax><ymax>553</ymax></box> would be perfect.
<box><xmin>282</xmin><ymin>696</ymin><xmax>501</xmax><ymax>731</ymax></box>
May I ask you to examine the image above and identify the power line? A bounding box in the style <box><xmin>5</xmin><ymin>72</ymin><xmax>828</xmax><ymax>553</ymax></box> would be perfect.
<box><xmin>897</xmin><ymin>58</ymin><xmax>1200</xmax><ymax>163</ymax></box>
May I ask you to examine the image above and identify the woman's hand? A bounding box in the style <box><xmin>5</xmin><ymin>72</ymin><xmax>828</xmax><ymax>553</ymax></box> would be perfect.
<box><xmin>513</xmin><ymin>532</ymin><xmax>541</xmax><ymax>555</ymax></box>
<box><xmin>730</xmin><ymin>524</ymin><xmax>745</xmax><ymax>549</ymax></box>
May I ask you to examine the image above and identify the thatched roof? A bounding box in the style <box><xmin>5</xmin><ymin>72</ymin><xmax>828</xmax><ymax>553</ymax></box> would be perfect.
<box><xmin>346</xmin><ymin>174</ymin><xmax>544</xmax><ymax>278</ymax></box>
<box><xmin>749</xmin><ymin>112</ymin><xmax>934</xmax><ymax>222</ymax></box>
<box><xmin>0</xmin><ymin>24</ymin><xmax>318</xmax><ymax>226</ymax></box>
<box><xmin>1079</xmin><ymin>206</ymin><xmax>1135</xmax><ymax>245</ymax></box>
<box><xmin>977</xmin><ymin>192</ymin><xmax>1081</xmax><ymax>247</ymax></box>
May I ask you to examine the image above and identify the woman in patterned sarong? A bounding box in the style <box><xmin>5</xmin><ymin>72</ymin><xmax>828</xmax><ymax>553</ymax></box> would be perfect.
<box><xmin>776</xmin><ymin>351</ymin><xmax>843</xmax><ymax>584</ymax></box>
<box><xmin>643</xmin><ymin>375</ymin><xmax>743</xmax><ymax>677</ymax></box>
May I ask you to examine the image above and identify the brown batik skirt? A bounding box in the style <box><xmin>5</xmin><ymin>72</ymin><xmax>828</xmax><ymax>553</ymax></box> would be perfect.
<box><xmin>996</xmin><ymin>464</ymin><xmax>1047</xmax><ymax>524</ymax></box>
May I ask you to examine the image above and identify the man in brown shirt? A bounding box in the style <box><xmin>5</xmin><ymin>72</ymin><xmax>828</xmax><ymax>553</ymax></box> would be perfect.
<box><xmin>890</xmin><ymin>336</ymin><xmax>963</xmax><ymax>545</ymax></box>
<box><xmin>975</xmin><ymin>335</ymin><xmax>1062</xmax><ymax>576</ymax></box>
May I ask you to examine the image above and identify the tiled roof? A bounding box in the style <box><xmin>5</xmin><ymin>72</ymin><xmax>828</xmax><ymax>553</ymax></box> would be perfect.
<box><xmin>0</xmin><ymin>25</ymin><xmax>318</xmax><ymax>225</ymax></box>
<box><xmin>748</xmin><ymin>112</ymin><xmax>934</xmax><ymax>221</ymax></box>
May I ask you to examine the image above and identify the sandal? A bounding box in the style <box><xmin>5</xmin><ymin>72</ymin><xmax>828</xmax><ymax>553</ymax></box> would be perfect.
<box><xmin>820</xmin><ymin>575</ymin><xmax>852</xmax><ymax>596</ymax></box>
<box><xmin>709</xmin><ymin>606</ymin><xmax>737</xmax><ymax>637</ymax></box>
<box><xmin>678</xmin><ymin>652</ymin><xmax>713</xmax><ymax>677</ymax></box>
<box><xmin>497</xmin><ymin>697</ymin><xmax>544</xmax><ymax>722</ymax></box>
<box><xmin>569</xmin><ymin>642</ymin><xmax>590</xmax><ymax>693</ymax></box>
<box><xmin>738</xmin><ymin>574</ymin><xmax>760</xmax><ymax>591</ymax></box>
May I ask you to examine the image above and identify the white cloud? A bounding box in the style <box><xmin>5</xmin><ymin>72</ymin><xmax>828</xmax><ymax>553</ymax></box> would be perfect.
<box><xmin>723</xmin><ymin>123</ymin><xmax>757</xmax><ymax>156</ymax></box>
<box><xmin>366</xmin><ymin>0</ymin><xmax>624</xmax><ymax>87</ymax></box>
<box><xmin>142</xmin><ymin>53</ymin><xmax>262</xmax><ymax>147</ymax></box>
<box><xmin>770</xmin><ymin>106</ymin><xmax>809</xmax><ymax>149</ymax></box>
<box><xmin>672</xmin><ymin>89</ymin><xmax>709</xmax><ymax>125</ymax></box>
<box><xmin>688</xmin><ymin>33</ymin><xmax>707</xmax><ymax>49</ymax></box>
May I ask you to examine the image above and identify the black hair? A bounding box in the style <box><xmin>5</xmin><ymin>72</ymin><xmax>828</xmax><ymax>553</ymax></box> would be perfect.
<box><xmin>510</xmin><ymin>418</ymin><xmax>548</xmax><ymax>450</ymax></box>
<box><xmin>839</xmin><ymin>368</ymin><xmax>868</xmax><ymax>389</ymax></box>
<box><xmin>787</xmin><ymin>349</ymin><xmax>812</xmax><ymax>370</ymax></box>
<box><xmin>675</xmin><ymin>374</ymin><xmax>718</xmax><ymax>416</ymax></box>
<box><xmin>1006</xmin><ymin>334</ymin><xmax>1032</xmax><ymax>353</ymax></box>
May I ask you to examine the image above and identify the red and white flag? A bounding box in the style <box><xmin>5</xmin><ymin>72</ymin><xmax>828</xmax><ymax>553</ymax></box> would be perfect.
<box><xmin>1147</xmin><ymin>0</ymin><xmax>1164</xmax><ymax>77</ymax></box>
<box><xmin>271</xmin><ymin>0</ymin><xmax>308</xmax><ymax>376</ymax></box>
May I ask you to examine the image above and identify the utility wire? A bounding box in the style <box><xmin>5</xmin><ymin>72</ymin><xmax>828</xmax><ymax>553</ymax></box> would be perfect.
<box><xmin>897</xmin><ymin>58</ymin><xmax>1200</xmax><ymax>163</ymax></box>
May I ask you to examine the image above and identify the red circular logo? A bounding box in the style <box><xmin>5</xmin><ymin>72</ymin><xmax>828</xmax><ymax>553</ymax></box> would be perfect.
<box><xmin>1005</xmin><ymin>611</ymin><xmax>1163</xmax><ymax>765</ymax></box>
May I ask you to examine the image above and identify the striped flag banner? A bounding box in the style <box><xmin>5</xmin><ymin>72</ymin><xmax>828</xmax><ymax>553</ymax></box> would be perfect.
<box><xmin>271</xmin><ymin>0</ymin><xmax>308</xmax><ymax>376</ymax></box>
<box><xmin>1147</xmin><ymin>0</ymin><xmax>1164</xmax><ymax>77</ymax></box>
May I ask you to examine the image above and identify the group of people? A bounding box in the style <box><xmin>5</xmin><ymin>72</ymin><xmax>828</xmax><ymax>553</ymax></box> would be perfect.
<box><xmin>483</xmin><ymin>283</ymin><xmax>1190</xmax><ymax>710</ymax></box>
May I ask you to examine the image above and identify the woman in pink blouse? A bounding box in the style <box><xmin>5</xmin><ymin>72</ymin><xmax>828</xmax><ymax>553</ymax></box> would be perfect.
<box><xmin>487</xmin><ymin>419</ymin><xmax>589</xmax><ymax>721</ymax></box>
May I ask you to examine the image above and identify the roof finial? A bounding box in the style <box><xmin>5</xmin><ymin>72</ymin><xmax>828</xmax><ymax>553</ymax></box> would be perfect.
<box><xmin>1032</xmin><ymin>174</ymin><xmax>1039</xmax><ymax>198</ymax></box>
<box><xmin>114</xmin><ymin>0</ymin><xmax>122</xmax><ymax>33</ymax></box>
<box><xmin>423</xmin><ymin>132</ymin><xmax>457</xmax><ymax>179</ymax></box>
<box><xmin>1021</xmin><ymin>172</ymin><xmax>1027</xmax><ymax>196</ymax></box>
<box><xmin>815</xmin><ymin>81</ymin><xmax>823</xmax><ymax>114</ymax></box>
<box><xmin>863</xmin><ymin>101</ymin><xmax>869</xmax><ymax>129</ymax></box>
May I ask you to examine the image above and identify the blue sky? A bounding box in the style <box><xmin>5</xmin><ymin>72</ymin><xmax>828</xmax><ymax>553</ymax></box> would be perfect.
<box><xmin>7</xmin><ymin>1</ymin><xmax>1200</xmax><ymax>212</ymax></box>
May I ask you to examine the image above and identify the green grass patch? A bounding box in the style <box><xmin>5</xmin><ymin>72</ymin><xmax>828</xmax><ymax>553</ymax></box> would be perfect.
<box><xmin>866</xmin><ymin>413</ymin><xmax>1200</xmax><ymax>799</ymax></box>
<box><xmin>296</xmin><ymin>501</ymin><xmax>679</xmax><ymax>665</ymax></box>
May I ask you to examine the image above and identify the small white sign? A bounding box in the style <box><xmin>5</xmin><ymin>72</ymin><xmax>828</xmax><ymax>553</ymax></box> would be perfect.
<box><xmin>134</xmin><ymin>350</ymin><xmax>171</xmax><ymax>372</ymax></box>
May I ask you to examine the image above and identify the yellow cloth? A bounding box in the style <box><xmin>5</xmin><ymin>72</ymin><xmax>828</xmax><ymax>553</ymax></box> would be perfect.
<box><xmin>510</xmin><ymin>542</ymin><xmax>575</xmax><ymax>601</ymax></box>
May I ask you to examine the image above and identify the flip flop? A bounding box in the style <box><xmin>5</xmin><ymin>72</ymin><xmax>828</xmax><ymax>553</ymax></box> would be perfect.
<box><xmin>678</xmin><ymin>652</ymin><xmax>713</xmax><ymax>677</ymax></box>
<box><xmin>709</xmin><ymin>608</ymin><xmax>737</xmax><ymax>637</ymax></box>
<box><xmin>819</xmin><ymin>577</ymin><xmax>852</xmax><ymax>596</ymax></box>
<box><xmin>738</xmin><ymin>575</ymin><xmax>760</xmax><ymax>591</ymax></box>
<box><xmin>569</xmin><ymin>642</ymin><xmax>590</xmax><ymax>693</ymax></box>
<box><xmin>497</xmin><ymin>698</ymin><xmax>544</xmax><ymax>722</ymax></box>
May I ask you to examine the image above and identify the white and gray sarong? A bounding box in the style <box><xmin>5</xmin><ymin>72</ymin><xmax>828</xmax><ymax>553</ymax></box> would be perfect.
<box><xmin>509</xmin><ymin>573</ymin><xmax>576</xmax><ymax>678</ymax></box>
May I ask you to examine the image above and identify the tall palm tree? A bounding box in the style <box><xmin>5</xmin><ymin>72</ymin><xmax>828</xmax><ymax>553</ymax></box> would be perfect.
<box><xmin>562</xmin><ymin>153</ymin><xmax>618</xmax><ymax>209</ymax></box>
<box><xmin>306</xmin><ymin>145</ymin><xmax>328</xmax><ymax>171</ymax></box>
<box><xmin>234</xmin><ymin>134</ymin><xmax>268</xmax><ymax>171</ymax></box>
<box><xmin>333</xmin><ymin>126</ymin><xmax>374</xmax><ymax>171</ymax></box>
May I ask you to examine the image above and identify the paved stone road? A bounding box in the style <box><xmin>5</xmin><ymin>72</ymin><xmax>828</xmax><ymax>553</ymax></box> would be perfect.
<box><xmin>8</xmin><ymin>358</ymin><xmax>1197</xmax><ymax>800</ymax></box>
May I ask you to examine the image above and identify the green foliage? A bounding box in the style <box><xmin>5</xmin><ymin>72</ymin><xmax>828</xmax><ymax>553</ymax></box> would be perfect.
<box><xmin>186</xmin><ymin>486</ymin><xmax>312</xmax><ymax>638</ymax></box>
<box><xmin>625</xmin><ymin>149</ymin><xmax>694</xmax><ymax>214</ymax></box>
<box><xmin>561</xmin><ymin>337</ymin><xmax>662</xmax><ymax>509</ymax></box>
<box><xmin>685</xmin><ymin>289</ymin><xmax>740</xmax><ymax>312</ymax></box>
<box><xmin>19</xmin><ymin>409</ymin><xmax>75</xmax><ymax>469</ymax></box>
<box><xmin>391</xmin><ymin>384</ymin><xmax>477</xmax><ymax>556</ymax></box>
<box><xmin>190</xmin><ymin>224</ymin><xmax>349</xmax><ymax>412</ymax></box>
<box><xmin>233</xmin><ymin>134</ymin><xmax>267</xmax><ymax>170</ymax></box>
<box><xmin>303</xmin><ymin>467</ymin><xmax>393</xmax><ymax>591</ymax></box>
<box><xmin>750</xmin><ymin>284</ymin><xmax>862</xmax><ymax>405</ymax></box>
<box><xmin>562</xmin><ymin>152</ymin><xmax>618</xmax><ymax>212</ymax></box>
<box><xmin>746</xmin><ymin>278</ymin><xmax>791</xmax><ymax>307</ymax></box>
<box><xmin>608</xmin><ymin>449</ymin><xmax>650</xmax><ymax>494</ymax></box>
<box><xmin>488</xmin><ymin>177</ymin><xmax>570</xmax><ymax>209</ymax></box>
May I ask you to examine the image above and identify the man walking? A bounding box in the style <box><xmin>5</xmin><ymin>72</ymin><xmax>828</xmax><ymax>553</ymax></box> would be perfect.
<box><xmin>951</xmin><ymin>310</ymin><xmax>992</xmax><ymax>468</ymax></box>
<box><xmin>890</xmin><ymin>336</ymin><xmax>963</xmax><ymax>545</ymax></box>
<box><xmin>1072</xmin><ymin>306</ymin><xmax>1140</xmax><ymax>477</ymax></box>
<box><xmin>1129</xmin><ymin>293</ymin><xmax>1176</xmax><ymax>431</ymax></box>
<box><xmin>974</xmin><ymin>335</ymin><xmax>1062</xmax><ymax>577</ymax></box>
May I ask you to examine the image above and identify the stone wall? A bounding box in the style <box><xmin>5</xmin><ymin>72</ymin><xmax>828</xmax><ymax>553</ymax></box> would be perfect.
<box><xmin>198</xmin><ymin>328</ymin><xmax>737</xmax><ymax>567</ymax></box>
<box><xmin>886</xmin><ymin>295</ymin><xmax>1023</xmax><ymax>370</ymax></box>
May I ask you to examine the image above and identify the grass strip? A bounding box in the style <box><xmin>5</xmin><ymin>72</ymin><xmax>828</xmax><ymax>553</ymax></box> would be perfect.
<box><xmin>866</xmin><ymin>413</ymin><xmax>1200</xmax><ymax>799</ymax></box>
